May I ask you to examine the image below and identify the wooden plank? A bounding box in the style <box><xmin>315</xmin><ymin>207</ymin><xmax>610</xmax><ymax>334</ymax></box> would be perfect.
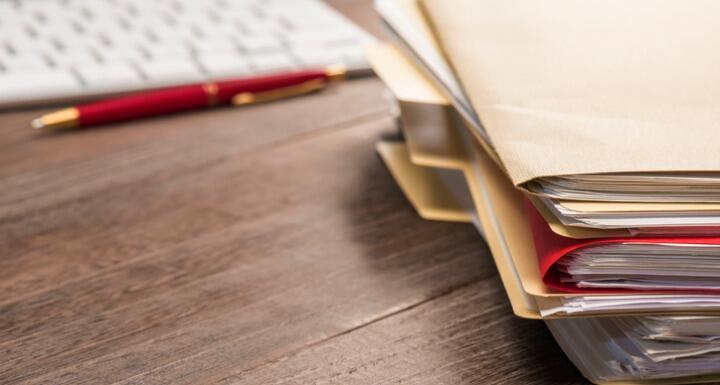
<box><xmin>0</xmin><ymin>79</ymin><xmax>387</xmax><ymax>215</ymax></box>
<box><xmin>0</xmin><ymin>114</ymin><xmax>496</xmax><ymax>384</ymax></box>
<box><xmin>0</xmin><ymin>79</ymin><xmax>387</xmax><ymax>303</ymax></box>
<box><xmin>218</xmin><ymin>280</ymin><xmax>586</xmax><ymax>385</ymax></box>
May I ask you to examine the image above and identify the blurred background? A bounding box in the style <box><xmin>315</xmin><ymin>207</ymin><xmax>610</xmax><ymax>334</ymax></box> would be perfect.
<box><xmin>0</xmin><ymin>0</ymin><xmax>378</xmax><ymax>107</ymax></box>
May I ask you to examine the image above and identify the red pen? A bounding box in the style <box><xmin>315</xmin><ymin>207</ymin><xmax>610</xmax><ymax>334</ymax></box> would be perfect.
<box><xmin>31</xmin><ymin>66</ymin><xmax>347</xmax><ymax>130</ymax></box>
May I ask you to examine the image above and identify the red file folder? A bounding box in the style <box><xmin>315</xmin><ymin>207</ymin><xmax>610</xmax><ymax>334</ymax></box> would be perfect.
<box><xmin>525</xmin><ymin>200</ymin><xmax>720</xmax><ymax>293</ymax></box>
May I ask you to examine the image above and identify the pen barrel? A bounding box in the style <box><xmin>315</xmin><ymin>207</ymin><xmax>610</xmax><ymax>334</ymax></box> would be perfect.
<box><xmin>214</xmin><ymin>69</ymin><xmax>329</xmax><ymax>100</ymax></box>
<box><xmin>77</xmin><ymin>85</ymin><xmax>210</xmax><ymax>126</ymax></box>
<box><xmin>75</xmin><ymin>69</ymin><xmax>330</xmax><ymax>127</ymax></box>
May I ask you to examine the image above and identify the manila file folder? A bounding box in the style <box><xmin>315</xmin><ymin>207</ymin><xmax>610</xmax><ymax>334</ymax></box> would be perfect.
<box><xmin>420</xmin><ymin>0</ymin><xmax>720</xmax><ymax>191</ymax></box>
<box><xmin>368</xmin><ymin>43</ymin><xmax>630</xmax><ymax>240</ymax></box>
<box><xmin>370</xmin><ymin>42</ymin><xmax>720</xmax><ymax>319</ymax></box>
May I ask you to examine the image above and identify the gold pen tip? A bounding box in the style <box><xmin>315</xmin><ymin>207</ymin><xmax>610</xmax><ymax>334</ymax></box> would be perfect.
<box><xmin>325</xmin><ymin>65</ymin><xmax>347</xmax><ymax>81</ymax></box>
<box><xmin>30</xmin><ymin>118</ymin><xmax>44</xmax><ymax>130</ymax></box>
<box><xmin>30</xmin><ymin>108</ymin><xmax>80</xmax><ymax>130</ymax></box>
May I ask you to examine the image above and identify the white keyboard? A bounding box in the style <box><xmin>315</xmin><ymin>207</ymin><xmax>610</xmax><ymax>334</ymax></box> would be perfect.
<box><xmin>0</xmin><ymin>0</ymin><xmax>375</xmax><ymax>107</ymax></box>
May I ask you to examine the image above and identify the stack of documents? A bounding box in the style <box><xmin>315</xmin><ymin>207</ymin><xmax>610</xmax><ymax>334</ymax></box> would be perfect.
<box><xmin>549</xmin><ymin>316</ymin><xmax>720</xmax><ymax>381</ymax></box>
<box><xmin>557</xmin><ymin>243</ymin><xmax>720</xmax><ymax>291</ymax></box>
<box><xmin>370</xmin><ymin>0</ymin><xmax>720</xmax><ymax>383</ymax></box>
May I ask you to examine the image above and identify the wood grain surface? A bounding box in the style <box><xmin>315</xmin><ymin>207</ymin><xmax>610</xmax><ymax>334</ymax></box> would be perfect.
<box><xmin>0</xmin><ymin>1</ymin><xmax>588</xmax><ymax>384</ymax></box>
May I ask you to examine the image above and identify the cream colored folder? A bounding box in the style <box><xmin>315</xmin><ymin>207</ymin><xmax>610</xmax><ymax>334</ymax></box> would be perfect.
<box><xmin>372</xmin><ymin>41</ymin><xmax>720</xmax><ymax>384</ymax></box>
<box><xmin>369</xmin><ymin>43</ymin><xmax>627</xmax><ymax>239</ymax></box>
<box><xmin>370</xmin><ymin>44</ymin><xmax>540</xmax><ymax>317</ymax></box>
<box><xmin>370</xmin><ymin>42</ymin><xmax>720</xmax><ymax>318</ymax></box>
<box><xmin>420</xmin><ymin>0</ymin><xmax>720</xmax><ymax>196</ymax></box>
<box><xmin>369</xmin><ymin>44</ymin><xmax>602</xmax><ymax>315</ymax></box>
<box><xmin>377</xmin><ymin>0</ymin><xmax>720</xmax><ymax>228</ymax></box>
<box><xmin>376</xmin><ymin>141</ymin><xmax>470</xmax><ymax>223</ymax></box>
<box><xmin>376</xmin><ymin>139</ymin><xmax>543</xmax><ymax>319</ymax></box>
<box><xmin>372</xmin><ymin>63</ymin><xmax>720</xmax><ymax>385</ymax></box>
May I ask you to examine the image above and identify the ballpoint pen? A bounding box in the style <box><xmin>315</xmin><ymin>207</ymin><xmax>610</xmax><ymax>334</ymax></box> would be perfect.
<box><xmin>31</xmin><ymin>66</ymin><xmax>348</xmax><ymax>130</ymax></box>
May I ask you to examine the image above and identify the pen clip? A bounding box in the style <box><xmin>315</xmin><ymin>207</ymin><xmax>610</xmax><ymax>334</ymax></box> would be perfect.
<box><xmin>232</xmin><ymin>78</ymin><xmax>328</xmax><ymax>106</ymax></box>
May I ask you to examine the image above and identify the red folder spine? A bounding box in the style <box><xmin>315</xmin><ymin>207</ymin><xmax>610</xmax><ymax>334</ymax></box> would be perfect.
<box><xmin>524</xmin><ymin>199</ymin><xmax>720</xmax><ymax>293</ymax></box>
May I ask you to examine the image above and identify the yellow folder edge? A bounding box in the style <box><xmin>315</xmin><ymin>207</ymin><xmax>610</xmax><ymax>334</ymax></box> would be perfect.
<box><xmin>400</xmin><ymin>101</ymin><xmax>469</xmax><ymax>170</ymax></box>
<box><xmin>560</xmin><ymin>200</ymin><xmax>720</xmax><ymax>213</ymax></box>
<box><xmin>527</xmin><ymin>194</ymin><xmax>631</xmax><ymax>239</ymax></box>
<box><xmin>376</xmin><ymin>141</ymin><xmax>471</xmax><ymax>223</ymax></box>
<box><xmin>376</xmin><ymin>140</ymin><xmax>542</xmax><ymax>319</ymax></box>
<box><xmin>367</xmin><ymin>43</ymin><xmax>503</xmax><ymax>167</ymax></box>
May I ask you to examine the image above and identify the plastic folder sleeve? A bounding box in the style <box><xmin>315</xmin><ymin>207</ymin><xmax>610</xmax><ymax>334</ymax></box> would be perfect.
<box><xmin>524</xmin><ymin>199</ymin><xmax>720</xmax><ymax>293</ymax></box>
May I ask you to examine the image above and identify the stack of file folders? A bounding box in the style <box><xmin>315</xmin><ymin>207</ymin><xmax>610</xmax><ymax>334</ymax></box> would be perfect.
<box><xmin>370</xmin><ymin>0</ymin><xmax>720</xmax><ymax>383</ymax></box>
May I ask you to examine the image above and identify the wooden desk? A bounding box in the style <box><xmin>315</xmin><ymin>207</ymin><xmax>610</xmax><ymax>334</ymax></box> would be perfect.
<box><xmin>0</xmin><ymin>2</ymin><xmax>586</xmax><ymax>384</ymax></box>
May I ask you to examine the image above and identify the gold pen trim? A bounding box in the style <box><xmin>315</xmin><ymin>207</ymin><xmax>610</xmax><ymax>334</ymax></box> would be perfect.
<box><xmin>232</xmin><ymin>78</ymin><xmax>328</xmax><ymax>106</ymax></box>
<box><xmin>202</xmin><ymin>82</ymin><xmax>220</xmax><ymax>105</ymax></box>
<box><xmin>31</xmin><ymin>107</ymin><xmax>80</xmax><ymax>130</ymax></box>
<box><xmin>324</xmin><ymin>65</ymin><xmax>347</xmax><ymax>82</ymax></box>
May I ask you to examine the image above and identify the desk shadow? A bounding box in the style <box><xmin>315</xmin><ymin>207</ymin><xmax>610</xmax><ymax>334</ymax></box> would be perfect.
<box><xmin>494</xmin><ymin>301</ymin><xmax>588</xmax><ymax>384</ymax></box>
<box><xmin>340</xmin><ymin>131</ymin><xmax>587</xmax><ymax>384</ymax></box>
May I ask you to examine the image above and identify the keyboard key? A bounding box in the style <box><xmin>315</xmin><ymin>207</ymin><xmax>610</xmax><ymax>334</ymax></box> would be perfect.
<box><xmin>4</xmin><ymin>34</ymin><xmax>58</xmax><ymax>55</ymax></box>
<box><xmin>1</xmin><ymin>54</ymin><xmax>49</xmax><ymax>71</ymax></box>
<box><xmin>291</xmin><ymin>45</ymin><xmax>346</xmax><ymax>67</ymax></box>
<box><xmin>197</xmin><ymin>53</ymin><xmax>250</xmax><ymax>78</ymax></box>
<box><xmin>39</xmin><ymin>23</ymin><xmax>82</xmax><ymax>42</ymax></box>
<box><xmin>0</xmin><ymin>70</ymin><xmax>82</xmax><ymax>104</ymax></box>
<box><xmin>235</xmin><ymin>35</ymin><xmax>283</xmax><ymax>53</ymax></box>
<box><xmin>147</xmin><ymin>45</ymin><xmax>193</xmax><ymax>61</ymax></box>
<box><xmin>241</xmin><ymin>18</ymin><xmax>287</xmax><ymax>35</ymax></box>
<box><xmin>191</xmin><ymin>39</ymin><xmax>238</xmax><ymax>55</ymax></box>
<box><xmin>96</xmin><ymin>46</ymin><xmax>149</xmax><ymax>65</ymax></box>
<box><xmin>337</xmin><ymin>47</ymin><xmax>369</xmax><ymax>69</ymax></box>
<box><xmin>51</xmin><ymin>50</ymin><xmax>99</xmax><ymax>68</ymax></box>
<box><xmin>50</xmin><ymin>37</ymin><xmax>103</xmax><ymax>58</ymax></box>
<box><xmin>248</xmin><ymin>52</ymin><xmax>296</xmax><ymax>73</ymax></box>
<box><xmin>218</xmin><ymin>2</ymin><xmax>257</xmax><ymax>15</ymax></box>
<box><xmin>76</xmin><ymin>63</ymin><xmax>144</xmax><ymax>92</ymax></box>
<box><xmin>139</xmin><ymin>59</ymin><xmax>205</xmax><ymax>86</ymax></box>
<box><xmin>195</xmin><ymin>24</ymin><xmax>240</xmax><ymax>41</ymax></box>
<box><xmin>285</xmin><ymin>30</ymin><xmax>363</xmax><ymax>47</ymax></box>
